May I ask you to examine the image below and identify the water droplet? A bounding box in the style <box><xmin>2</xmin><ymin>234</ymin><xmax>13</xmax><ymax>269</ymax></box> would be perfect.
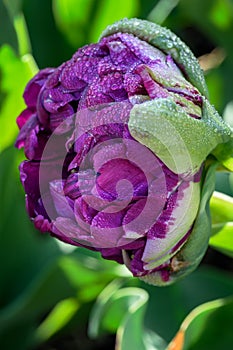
<box><xmin>167</xmin><ymin>42</ymin><xmax>173</xmax><ymax>49</ymax></box>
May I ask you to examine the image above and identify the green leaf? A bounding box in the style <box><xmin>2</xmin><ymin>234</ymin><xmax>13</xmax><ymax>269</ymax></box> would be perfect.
<box><xmin>212</xmin><ymin>138</ymin><xmax>233</xmax><ymax>172</ymax></box>
<box><xmin>167</xmin><ymin>296</ymin><xmax>233</xmax><ymax>350</ymax></box>
<box><xmin>229</xmin><ymin>173</ymin><xmax>233</xmax><ymax>192</ymax></box>
<box><xmin>89</xmin><ymin>283</ymin><xmax>167</xmax><ymax>350</ymax></box>
<box><xmin>210</xmin><ymin>191</ymin><xmax>233</xmax><ymax>224</ymax></box>
<box><xmin>209</xmin><ymin>191</ymin><xmax>233</xmax><ymax>257</ymax></box>
<box><xmin>210</xmin><ymin>222</ymin><xmax>233</xmax><ymax>258</ymax></box>
<box><xmin>88</xmin><ymin>279</ymin><xmax>126</xmax><ymax>337</ymax></box>
<box><xmin>212</xmin><ymin>82</ymin><xmax>233</xmax><ymax>171</ymax></box>
<box><xmin>215</xmin><ymin>172</ymin><xmax>233</xmax><ymax>197</ymax></box>
<box><xmin>58</xmin><ymin>252</ymin><xmax>130</xmax><ymax>302</ymax></box>
<box><xmin>0</xmin><ymin>45</ymin><xmax>37</xmax><ymax>153</ymax></box>
<box><xmin>129</xmin><ymin>98</ymin><xmax>227</xmax><ymax>175</ymax></box>
<box><xmin>142</xmin><ymin>265</ymin><xmax>233</xmax><ymax>343</ymax></box>
<box><xmin>0</xmin><ymin>242</ymin><xmax>126</xmax><ymax>348</ymax></box>
<box><xmin>115</xmin><ymin>288</ymin><xmax>165</xmax><ymax>350</ymax></box>
<box><xmin>0</xmin><ymin>259</ymin><xmax>76</xmax><ymax>350</ymax></box>
<box><xmin>35</xmin><ymin>297</ymin><xmax>80</xmax><ymax>343</ymax></box>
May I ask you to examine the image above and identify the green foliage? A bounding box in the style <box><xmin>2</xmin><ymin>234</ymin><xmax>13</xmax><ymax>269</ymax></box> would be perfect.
<box><xmin>88</xmin><ymin>267</ymin><xmax>233</xmax><ymax>349</ymax></box>
<box><xmin>167</xmin><ymin>296</ymin><xmax>233</xmax><ymax>350</ymax></box>
<box><xmin>143</xmin><ymin>266</ymin><xmax>233</xmax><ymax>342</ymax></box>
<box><xmin>89</xmin><ymin>281</ymin><xmax>167</xmax><ymax>350</ymax></box>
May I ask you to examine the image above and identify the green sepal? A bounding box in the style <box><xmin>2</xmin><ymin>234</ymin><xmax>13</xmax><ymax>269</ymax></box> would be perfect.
<box><xmin>129</xmin><ymin>98</ymin><xmax>231</xmax><ymax>176</ymax></box>
<box><xmin>101</xmin><ymin>18</ymin><xmax>208</xmax><ymax>97</ymax></box>
<box><xmin>204</xmin><ymin>98</ymin><xmax>233</xmax><ymax>171</ymax></box>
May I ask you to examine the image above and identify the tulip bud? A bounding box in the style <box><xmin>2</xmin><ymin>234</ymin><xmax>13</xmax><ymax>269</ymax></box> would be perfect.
<box><xmin>16</xmin><ymin>18</ymin><xmax>233</xmax><ymax>285</ymax></box>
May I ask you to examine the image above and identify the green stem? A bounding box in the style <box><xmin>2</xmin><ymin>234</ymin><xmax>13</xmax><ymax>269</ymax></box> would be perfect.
<box><xmin>13</xmin><ymin>12</ymin><xmax>31</xmax><ymax>57</ymax></box>
<box><xmin>147</xmin><ymin>0</ymin><xmax>180</xmax><ymax>24</ymax></box>
<box><xmin>3</xmin><ymin>0</ymin><xmax>38</xmax><ymax>73</ymax></box>
<box><xmin>14</xmin><ymin>12</ymin><xmax>38</xmax><ymax>74</ymax></box>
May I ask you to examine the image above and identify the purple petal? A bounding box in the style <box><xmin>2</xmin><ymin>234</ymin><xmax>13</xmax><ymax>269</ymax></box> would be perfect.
<box><xmin>50</xmin><ymin>180</ymin><xmax>75</xmax><ymax>219</ymax></box>
<box><xmin>51</xmin><ymin>217</ymin><xmax>92</xmax><ymax>247</ymax></box>
<box><xmin>97</xmin><ymin>56</ymin><xmax>123</xmax><ymax>76</ymax></box>
<box><xmin>96</xmin><ymin>158</ymin><xmax>147</xmax><ymax>201</ymax></box>
<box><xmin>141</xmin><ymin>181</ymin><xmax>200</xmax><ymax>270</ymax></box>
<box><xmin>41</xmin><ymin>86</ymin><xmax>74</xmax><ymax>113</ymax></box>
<box><xmin>69</xmin><ymin>55</ymin><xmax>100</xmax><ymax>84</ymax></box>
<box><xmin>49</xmin><ymin>105</ymin><xmax>74</xmax><ymax>133</ymax></box>
<box><xmin>85</xmin><ymin>79</ymin><xmax>114</xmax><ymax>107</ymax></box>
<box><xmin>136</xmin><ymin>64</ymin><xmax>168</xmax><ymax>99</ymax></box>
<box><xmin>60</xmin><ymin>60</ymin><xmax>88</xmax><ymax>91</ymax></box>
<box><xmin>100</xmin><ymin>36</ymin><xmax>139</xmax><ymax>70</ymax></box>
<box><xmin>90</xmin><ymin>208</ymin><xmax>132</xmax><ymax>248</ymax></box>
<box><xmin>111</xmin><ymin>33</ymin><xmax>165</xmax><ymax>65</ymax></box>
<box><xmin>99</xmin><ymin>248</ymin><xmax>124</xmax><ymax>264</ymax></box>
<box><xmin>92</xmin><ymin>141</ymin><xmax>126</xmax><ymax>172</ymax></box>
<box><xmin>24</xmin><ymin>68</ymin><xmax>54</xmax><ymax>107</ymax></box>
<box><xmin>123</xmin><ymin>71</ymin><xmax>146</xmax><ymax>96</ymax></box>
<box><xmin>16</xmin><ymin>108</ymin><xmax>35</xmax><ymax>130</ymax></box>
<box><xmin>15</xmin><ymin>113</ymin><xmax>38</xmax><ymax>149</ymax></box>
<box><xmin>74</xmin><ymin>196</ymin><xmax>97</xmax><ymax>231</ymax></box>
<box><xmin>34</xmin><ymin>215</ymin><xmax>52</xmax><ymax>232</ymax></box>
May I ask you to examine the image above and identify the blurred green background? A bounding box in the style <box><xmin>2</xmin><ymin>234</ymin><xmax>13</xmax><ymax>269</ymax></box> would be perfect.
<box><xmin>1</xmin><ymin>1</ymin><xmax>233</xmax><ymax>349</ymax></box>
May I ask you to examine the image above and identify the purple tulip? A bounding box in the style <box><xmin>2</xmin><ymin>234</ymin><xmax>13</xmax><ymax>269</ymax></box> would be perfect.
<box><xmin>16</xmin><ymin>19</ymin><xmax>232</xmax><ymax>285</ymax></box>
